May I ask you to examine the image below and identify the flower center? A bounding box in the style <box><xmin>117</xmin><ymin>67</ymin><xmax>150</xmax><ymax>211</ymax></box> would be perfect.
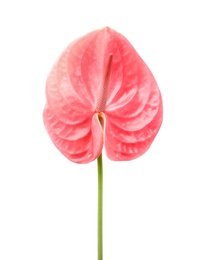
<box><xmin>96</xmin><ymin>53</ymin><xmax>113</xmax><ymax>113</ymax></box>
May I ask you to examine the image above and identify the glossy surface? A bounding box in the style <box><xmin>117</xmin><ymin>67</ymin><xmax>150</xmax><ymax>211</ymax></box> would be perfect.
<box><xmin>43</xmin><ymin>27</ymin><xmax>163</xmax><ymax>163</ymax></box>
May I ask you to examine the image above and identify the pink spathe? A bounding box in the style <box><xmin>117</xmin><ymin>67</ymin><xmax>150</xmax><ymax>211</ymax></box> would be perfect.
<box><xmin>43</xmin><ymin>27</ymin><xmax>163</xmax><ymax>163</ymax></box>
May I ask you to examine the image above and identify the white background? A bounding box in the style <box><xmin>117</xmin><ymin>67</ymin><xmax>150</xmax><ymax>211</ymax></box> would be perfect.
<box><xmin>0</xmin><ymin>0</ymin><xmax>208</xmax><ymax>259</ymax></box>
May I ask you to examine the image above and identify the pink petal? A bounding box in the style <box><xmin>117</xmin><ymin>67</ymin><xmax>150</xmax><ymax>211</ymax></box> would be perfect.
<box><xmin>43</xmin><ymin>27</ymin><xmax>163</xmax><ymax>163</ymax></box>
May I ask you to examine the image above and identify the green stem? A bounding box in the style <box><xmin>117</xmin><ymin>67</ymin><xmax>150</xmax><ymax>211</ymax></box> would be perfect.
<box><xmin>97</xmin><ymin>152</ymin><xmax>103</xmax><ymax>260</ymax></box>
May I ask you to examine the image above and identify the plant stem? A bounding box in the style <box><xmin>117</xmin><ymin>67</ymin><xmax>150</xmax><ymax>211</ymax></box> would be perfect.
<box><xmin>97</xmin><ymin>152</ymin><xmax>103</xmax><ymax>260</ymax></box>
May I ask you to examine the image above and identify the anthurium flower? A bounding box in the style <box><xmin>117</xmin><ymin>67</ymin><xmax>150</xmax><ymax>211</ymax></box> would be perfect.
<box><xmin>43</xmin><ymin>27</ymin><xmax>163</xmax><ymax>163</ymax></box>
